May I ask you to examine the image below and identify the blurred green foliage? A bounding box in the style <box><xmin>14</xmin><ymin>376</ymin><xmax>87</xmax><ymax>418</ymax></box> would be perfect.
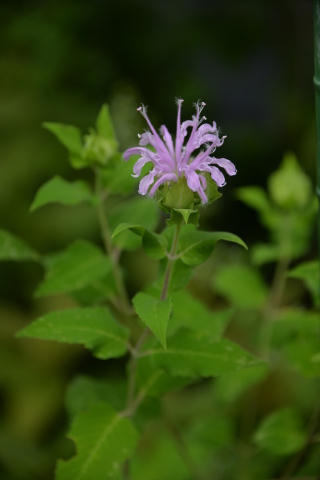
<box><xmin>0</xmin><ymin>0</ymin><xmax>319</xmax><ymax>479</ymax></box>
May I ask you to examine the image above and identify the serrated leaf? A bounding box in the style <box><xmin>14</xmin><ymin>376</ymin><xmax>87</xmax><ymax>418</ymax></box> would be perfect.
<box><xmin>95</xmin><ymin>104</ymin><xmax>116</xmax><ymax>140</ymax></box>
<box><xmin>66</xmin><ymin>376</ymin><xmax>126</xmax><ymax>418</ymax></box>
<box><xmin>30</xmin><ymin>176</ymin><xmax>92</xmax><ymax>212</ymax></box>
<box><xmin>112</xmin><ymin>223</ymin><xmax>167</xmax><ymax>260</ymax></box>
<box><xmin>179</xmin><ymin>230</ymin><xmax>247</xmax><ymax>266</ymax></box>
<box><xmin>36</xmin><ymin>240</ymin><xmax>111</xmax><ymax>297</ymax></box>
<box><xmin>253</xmin><ymin>407</ymin><xmax>306</xmax><ymax>455</ymax></box>
<box><xmin>56</xmin><ymin>404</ymin><xmax>138</xmax><ymax>480</ymax></box>
<box><xmin>16</xmin><ymin>307</ymin><xmax>129</xmax><ymax>360</ymax></box>
<box><xmin>133</xmin><ymin>293</ymin><xmax>172</xmax><ymax>348</ymax></box>
<box><xmin>140</xmin><ymin>329</ymin><xmax>262</xmax><ymax>378</ymax></box>
<box><xmin>109</xmin><ymin>197</ymin><xmax>159</xmax><ymax>250</ymax></box>
<box><xmin>169</xmin><ymin>291</ymin><xmax>232</xmax><ymax>337</ymax></box>
<box><xmin>0</xmin><ymin>229</ymin><xmax>40</xmax><ymax>262</ymax></box>
<box><xmin>213</xmin><ymin>264</ymin><xmax>268</xmax><ymax>309</ymax></box>
<box><xmin>43</xmin><ymin>123</ymin><xmax>83</xmax><ymax>156</ymax></box>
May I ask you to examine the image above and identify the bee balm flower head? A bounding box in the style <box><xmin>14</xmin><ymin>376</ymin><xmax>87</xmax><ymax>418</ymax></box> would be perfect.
<box><xmin>123</xmin><ymin>100</ymin><xmax>236</xmax><ymax>205</ymax></box>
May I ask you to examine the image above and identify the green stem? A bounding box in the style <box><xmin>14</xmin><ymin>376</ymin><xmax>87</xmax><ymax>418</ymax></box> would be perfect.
<box><xmin>258</xmin><ymin>255</ymin><xmax>291</xmax><ymax>358</ymax></box>
<box><xmin>161</xmin><ymin>224</ymin><xmax>181</xmax><ymax>301</ymax></box>
<box><xmin>94</xmin><ymin>168</ymin><xmax>131</xmax><ymax>310</ymax></box>
<box><xmin>122</xmin><ymin>223</ymin><xmax>182</xmax><ymax>479</ymax></box>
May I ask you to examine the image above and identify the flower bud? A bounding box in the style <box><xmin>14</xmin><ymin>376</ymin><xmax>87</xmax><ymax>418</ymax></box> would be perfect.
<box><xmin>268</xmin><ymin>153</ymin><xmax>313</xmax><ymax>210</ymax></box>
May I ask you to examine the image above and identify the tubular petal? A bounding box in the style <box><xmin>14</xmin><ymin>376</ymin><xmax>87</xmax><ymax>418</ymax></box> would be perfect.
<box><xmin>149</xmin><ymin>173</ymin><xmax>178</xmax><ymax>197</ymax></box>
<box><xmin>209</xmin><ymin>157</ymin><xmax>237</xmax><ymax>176</ymax></box>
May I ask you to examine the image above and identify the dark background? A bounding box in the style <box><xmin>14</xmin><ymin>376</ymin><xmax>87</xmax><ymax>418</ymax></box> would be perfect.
<box><xmin>0</xmin><ymin>1</ymin><xmax>317</xmax><ymax>479</ymax></box>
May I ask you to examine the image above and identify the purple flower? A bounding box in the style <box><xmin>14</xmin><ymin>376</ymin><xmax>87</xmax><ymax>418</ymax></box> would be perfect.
<box><xmin>123</xmin><ymin>100</ymin><xmax>236</xmax><ymax>204</ymax></box>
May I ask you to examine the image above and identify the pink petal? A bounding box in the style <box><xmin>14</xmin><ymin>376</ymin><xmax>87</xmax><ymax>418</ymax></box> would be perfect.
<box><xmin>138</xmin><ymin>169</ymin><xmax>157</xmax><ymax>195</ymax></box>
<box><xmin>160</xmin><ymin>125</ymin><xmax>175</xmax><ymax>157</ymax></box>
<box><xmin>185</xmin><ymin>169</ymin><xmax>200</xmax><ymax>191</ymax></box>
<box><xmin>132</xmin><ymin>156</ymin><xmax>152</xmax><ymax>177</ymax></box>
<box><xmin>210</xmin><ymin>157</ymin><xmax>237</xmax><ymax>176</ymax></box>
<box><xmin>199</xmin><ymin>174</ymin><xmax>207</xmax><ymax>190</ymax></box>
<box><xmin>149</xmin><ymin>173</ymin><xmax>178</xmax><ymax>197</ymax></box>
<box><xmin>197</xmin><ymin>184</ymin><xmax>208</xmax><ymax>203</ymax></box>
<box><xmin>199</xmin><ymin>164</ymin><xmax>226</xmax><ymax>187</ymax></box>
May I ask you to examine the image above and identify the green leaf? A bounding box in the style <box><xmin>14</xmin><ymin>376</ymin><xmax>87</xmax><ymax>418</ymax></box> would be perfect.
<box><xmin>16</xmin><ymin>307</ymin><xmax>129</xmax><ymax>360</ymax></box>
<box><xmin>109</xmin><ymin>197</ymin><xmax>159</xmax><ymax>251</ymax></box>
<box><xmin>56</xmin><ymin>404</ymin><xmax>138</xmax><ymax>480</ymax></box>
<box><xmin>71</xmin><ymin>273</ymin><xmax>116</xmax><ymax>306</ymax></box>
<box><xmin>112</xmin><ymin>223</ymin><xmax>167</xmax><ymax>260</ymax></box>
<box><xmin>179</xmin><ymin>230</ymin><xmax>247</xmax><ymax>266</ymax></box>
<box><xmin>169</xmin><ymin>291</ymin><xmax>232</xmax><ymax>337</ymax></box>
<box><xmin>142</xmin><ymin>230</ymin><xmax>168</xmax><ymax>259</ymax></box>
<box><xmin>288</xmin><ymin>260</ymin><xmax>319</xmax><ymax>308</ymax></box>
<box><xmin>101</xmin><ymin>155</ymin><xmax>141</xmax><ymax>195</ymax></box>
<box><xmin>237</xmin><ymin>186</ymin><xmax>272</xmax><ymax>213</ymax></box>
<box><xmin>186</xmin><ymin>415</ymin><xmax>234</xmax><ymax>448</ymax></box>
<box><xmin>141</xmin><ymin>329</ymin><xmax>262</xmax><ymax>378</ymax></box>
<box><xmin>0</xmin><ymin>229</ymin><xmax>40</xmax><ymax>262</ymax></box>
<box><xmin>30</xmin><ymin>176</ymin><xmax>92</xmax><ymax>212</ymax></box>
<box><xmin>95</xmin><ymin>104</ymin><xmax>116</xmax><ymax>140</ymax></box>
<box><xmin>135</xmin><ymin>358</ymin><xmax>191</xmax><ymax>399</ymax></box>
<box><xmin>133</xmin><ymin>293</ymin><xmax>172</xmax><ymax>348</ymax></box>
<box><xmin>214</xmin><ymin>363</ymin><xmax>269</xmax><ymax>403</ymax></box>
<box><xmin>272</xmin><ymin>308</ymin><xmax>320</xmax><ymax>345</ymax></box>
<box><xmin>43</xmin><ymin>122</ymin><xmax>83</xmax><ymax>156</ymax></box>
<box><xmin>213</xmin><ymin>265</ymin><xmax>268</xmax><ymax>309</ymax></box>
<box><xmin>253</xmin><ymin>407</ymin><xmax>306</xmax><ymax>455</ymax></box>
<box><xmin>284</xmin><ymin>340</ymin><xmax>320</xmax><ymax>378</ymax></box>
<box><xmin>237</xmin><ymin>186</ymin><xmax>279</xmax><ymax>230</ymax></box>
<box><xmin>66</xmin><ymin>376</ymin><xmax>126</xmax><ymax>418</ymax></box>
<box><xmin>163</xmin><ymin>177</ymin><xmax>194</xmax><ymax>210</ymax></box>
<box><xmin>251</xmin><ymin>243</ymin><xmax>281</xmax><ymax>265</ymax></box>
<box><xmin>36</xmin><ymin>240</ymin><xmax>111</xmax><ymax>296</ymax></box>
<box><xmin>112</xmin><ymin>223</ymin><xmax>145</xmax><ymax>238</ymax></box>
<box><xmin>167</xmin><ymin>208</ymin><xmax>199</xmax><ymax>227</ymax></box>
<box><xmin>202</xmin><ymin>173</ymin><xmax>222</xmax><ymax>204</ymax></box>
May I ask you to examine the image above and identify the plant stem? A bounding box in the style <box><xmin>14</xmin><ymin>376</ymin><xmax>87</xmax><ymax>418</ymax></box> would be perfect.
<box><xmin>94</xmin><ymin>168</ymin><xmax>131</xmax><ymax>310</ymax></box>
<box><xmin>124</xmin><ymin>224</ymin><xmax>182</xmax><ymax>416</ymax></box>
<box><xmin>258</xmin><ymin>255</ymin><xmax>291</xmax><ymax>357</ymax></box>
<box><xmin>161</xmin><ymin>224</ymin><xmax>181</xmax><ymax>301</ymax></box>
<box><xmin>122</xmin><ymin>224</ymin><xmax>182</xmax><ymax>479</ymax></box>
